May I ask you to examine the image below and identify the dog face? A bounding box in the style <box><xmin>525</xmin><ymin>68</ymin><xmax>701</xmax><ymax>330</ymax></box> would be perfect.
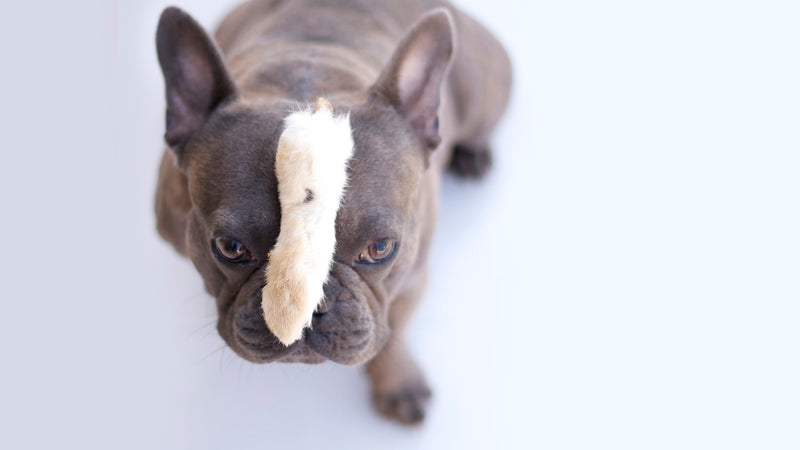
<box><xmin>178</xmin><ymin>101</ymin><xmax>427</xmax><ymax>365</ymax></box>
<box><xmin>155</xmin><ymin>7</ymin><xmax>453</xmax><ymax>365</ymax></box>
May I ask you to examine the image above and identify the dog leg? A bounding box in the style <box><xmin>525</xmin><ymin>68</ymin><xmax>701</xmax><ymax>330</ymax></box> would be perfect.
<box><xmin>448</xmin><ymin>143</ymin><xmax>494</xmax><ymax>179</ymax></box>
<box><xmin>445</xmin><ymin>6</ymin><xmax>512</xmax><ymax>179</ymax></box>
<box><xmin>154</xmin><ymin>151</ymin><xmax>191</xmax><ymax>256</ymax></box>
<box><xmin>367</xmin><ymin>271</ymin><xmax>431</xmax><ymax>425</ymax></box>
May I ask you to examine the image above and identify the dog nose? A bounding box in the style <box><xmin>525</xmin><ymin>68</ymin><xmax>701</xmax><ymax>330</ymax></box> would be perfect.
<box><xmin>306</xmin><ymin>295</ymin><xmax>373</xmax><ymax>365</ymax></box>
<box><xmin>314</xmin><ymin>295</ymin><xmax>333</xmax><ymax>315</ymax></box>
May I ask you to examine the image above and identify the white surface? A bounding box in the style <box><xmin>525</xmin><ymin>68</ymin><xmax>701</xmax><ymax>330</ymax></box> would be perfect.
<box><xmin>1</xmin><ymin>0</ymin><xmax>798</xmax><ymax>449</ymax></box>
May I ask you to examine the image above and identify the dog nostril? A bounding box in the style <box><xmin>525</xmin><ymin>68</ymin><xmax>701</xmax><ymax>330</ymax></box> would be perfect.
<box><xmin>314</xmin><ymin>298</ymin><xmax>332</xmax><ymax>315</ymax></box>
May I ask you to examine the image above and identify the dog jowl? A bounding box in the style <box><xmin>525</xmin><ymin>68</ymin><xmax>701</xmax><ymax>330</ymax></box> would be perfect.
<box><xmin>154</xmin><ymin>0</ymin><xmax>511</xmax><ymax>424</ymax></box>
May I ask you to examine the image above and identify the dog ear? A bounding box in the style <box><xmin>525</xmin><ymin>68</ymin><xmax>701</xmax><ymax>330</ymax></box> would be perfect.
<box><xmin>156</xmin><ymin>7</ymin><xmax>238</xmax><ymax>161</ymax></box>
<box><xmin>370</xmin><ymin>8</ymin><xmax>455</xmax><ymax>150</ymax></box>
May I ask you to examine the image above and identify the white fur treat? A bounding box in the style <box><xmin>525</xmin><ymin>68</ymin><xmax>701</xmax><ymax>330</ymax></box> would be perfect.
<box><xmin>262</xmin><ymin>98</ymin><xmax>353</xmax><ymax>346</ymax></box>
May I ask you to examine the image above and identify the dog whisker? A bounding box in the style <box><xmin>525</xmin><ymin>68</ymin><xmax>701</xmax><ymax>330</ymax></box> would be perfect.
<box><xmin>187</xmin><ymin>319</ymin><xmax>217</xmax><ymax>338</ymax></box>
<box><xmin>199</xmin><ymin>344</ymin><xmax>226</xmax><ymax>363</ymax></box>
<box><xmin>179</xmin><ymin>290</ymin><xmax>210</xmax><ymax>304</ymax></box>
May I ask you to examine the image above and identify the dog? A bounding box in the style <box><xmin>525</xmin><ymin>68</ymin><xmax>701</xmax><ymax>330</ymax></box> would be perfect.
<box><xmin>154</xmin><ymin>0</ymin><xmax>510</xmax><ymax>424</ymax></box>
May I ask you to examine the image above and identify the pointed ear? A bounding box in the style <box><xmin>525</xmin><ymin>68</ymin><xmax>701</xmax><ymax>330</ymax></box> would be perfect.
<box><xmin>156</xmin><ymin>7</ymin><xmax>238</xmax><ymax>161</ymax></box>
<box><xmin>370</xmin><ymin>8</ymin><xmax>455</xmax><ymax>150</ymax></box>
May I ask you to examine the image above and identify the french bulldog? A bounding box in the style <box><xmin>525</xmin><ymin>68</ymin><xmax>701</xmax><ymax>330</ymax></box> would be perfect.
<box><xmin>154</xmin><ymin>0</ymin><xmax>510</xmax><ymax>424</ymax></box>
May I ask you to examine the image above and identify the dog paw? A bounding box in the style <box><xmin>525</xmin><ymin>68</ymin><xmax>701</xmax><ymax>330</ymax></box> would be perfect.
<box><xmin>448</xmin><ymin>144</ymin><xmax>493</xmax><ymax>179</ymax></box>
<box><xmin>372</xmin><ymin>380</ymin><xmax>432</xmax><ymax>425</ymax></box>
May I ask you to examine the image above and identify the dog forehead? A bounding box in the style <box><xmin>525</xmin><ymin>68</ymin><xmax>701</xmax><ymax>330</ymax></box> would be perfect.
<box><xmin>343</xmin><ymin>105</ymin><xmax>425</xmax><ymax>214</ymax></box>
<box><xmin>193</xmin><ymin>105</ymin><xmax>283</xmax><ymax>165</ymax></box>
<box><xmin>187</xmin><ymin>106</ymin><xmax>285</xmax><ymax>213</ymax></box>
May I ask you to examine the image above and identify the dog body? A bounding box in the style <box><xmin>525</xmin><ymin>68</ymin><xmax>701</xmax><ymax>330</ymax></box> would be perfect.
<box><xmin>155</xmin><ymin>0</ymin><xmax>510</xmax><ymax>423</ymax></box>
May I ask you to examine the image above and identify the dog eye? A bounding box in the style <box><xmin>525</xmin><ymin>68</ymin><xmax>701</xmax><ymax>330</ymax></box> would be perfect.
<box><xmin>213</xmin><ymin>237</ymin><xmax>254</xmax><ymax>264</ymax></box>
<box><xmin>355</xmin><ymin>239</ymin><xmax>397</xmax><ymax>265</ymax></box>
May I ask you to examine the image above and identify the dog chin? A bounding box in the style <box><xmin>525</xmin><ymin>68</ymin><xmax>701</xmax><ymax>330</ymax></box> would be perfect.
<box><xmin>278</xmin><ymin>346</ymin><xmax>327</xmax><ymax>364</ymax></box>
<box><xmin>228</xmin><ymin>336</ymin><xmax>327</xmax><ymax>364</ymax></box>
<box><xmin>230</xmin><ymin>334</ymin><xmax>379</xmax><ymax>366</ymax></box>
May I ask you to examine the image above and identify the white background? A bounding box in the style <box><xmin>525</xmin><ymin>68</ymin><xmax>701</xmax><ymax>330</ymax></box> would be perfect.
<box><xmin>1</xmin><ymin>0</ymin><xmax>798</xmax><ymax>448</ymax></box>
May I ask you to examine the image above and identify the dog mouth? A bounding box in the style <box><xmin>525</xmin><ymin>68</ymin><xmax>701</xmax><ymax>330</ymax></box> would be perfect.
<box><xmin>232</xmin><ymin>323</ymin><xmax>320</xmax><ymax>363</ymax></box>
<box><xmin>230</xmin><ymin>304</ymin><xmax>372</xmax><ymax>365</ymax></box>
<box><xmin>236</xmin><ymin>341</ymin><xmax>326</xmax><ymax>365</ymax></box>
<box><xmin>225</xmin><ymin>300</ymin><xmax>352</xmax><ymax>364</ymax></box>
<box><xmin>229</xmin><ymin>299</ymin><xmax>300</xmax><ymax>363</ymax></box>
<box><xmin>222</xmin><ymin>264</ymin><xmax>381</xmax><ymax>365</ymax></box>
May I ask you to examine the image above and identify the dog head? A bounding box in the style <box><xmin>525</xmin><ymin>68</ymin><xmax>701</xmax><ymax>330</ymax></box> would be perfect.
<box><xmin>155</xmin><ymin>7</ymin><xmax>454</xmax><ymax>365</ymax></box>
